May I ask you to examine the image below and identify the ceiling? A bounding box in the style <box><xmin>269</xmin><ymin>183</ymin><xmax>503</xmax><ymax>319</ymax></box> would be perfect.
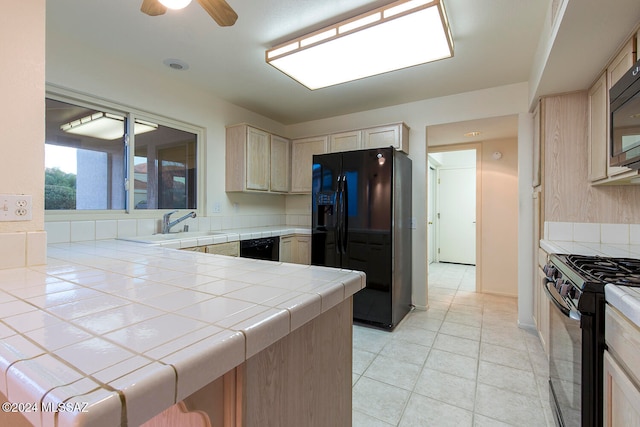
<box><xmin>47</xmin><ymin>0</ymin><xmax>640</xmax><ymax>141</ymax></box>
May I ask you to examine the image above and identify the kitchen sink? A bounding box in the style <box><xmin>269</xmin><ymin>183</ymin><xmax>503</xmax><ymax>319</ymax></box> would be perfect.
<box><xmin>119</xmin><ymin>231</ymin><xmax>224</xmax><ymax>243</ymax></box>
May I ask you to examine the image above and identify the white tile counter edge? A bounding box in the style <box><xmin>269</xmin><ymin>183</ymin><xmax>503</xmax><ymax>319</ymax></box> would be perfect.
<box><xmin>0</xmin><ymin>239</ymin><xmax>364</xmax><ymax>427</ymax></box>
<box><xmin>604</xmin><ymin>285</ymin><xmax>640</xmax><ymax>328</ymax></box>
<box><xmin>541</xmin><ymin>239</ymin><xmax>640</xmax><ymax>329</ymax></box>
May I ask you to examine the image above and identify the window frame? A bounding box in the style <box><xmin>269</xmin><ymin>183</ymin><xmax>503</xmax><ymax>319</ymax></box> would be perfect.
<box><xmin>45</xmin><ymin>85</ymin><xmax>205</xmax><ymax>220</ymax></box>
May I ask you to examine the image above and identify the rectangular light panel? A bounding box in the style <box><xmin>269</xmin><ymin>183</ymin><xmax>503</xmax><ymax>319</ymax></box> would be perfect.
<box><xmin>266</xmin><ymin>0</ymin><xmax>453</xmax><ymax>90</ymax></box>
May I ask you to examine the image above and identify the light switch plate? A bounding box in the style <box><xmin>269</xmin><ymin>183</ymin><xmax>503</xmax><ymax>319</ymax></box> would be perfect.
<box><xmin>0</xmin><ymin>194</ymin><xmax>32</xmax><ymax>221</ymax></box>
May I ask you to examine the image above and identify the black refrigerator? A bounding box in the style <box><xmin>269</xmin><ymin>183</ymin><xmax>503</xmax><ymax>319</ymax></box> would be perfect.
<box><xmin>311</xmin><ymin>147</ymin><xmax>412</xmax><ymax>329</ymax></box>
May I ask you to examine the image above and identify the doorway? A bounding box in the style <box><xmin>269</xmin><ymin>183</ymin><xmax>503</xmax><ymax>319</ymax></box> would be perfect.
<box><xmin>427</xmin><ymin>148</ymin><xmax>478</xmax><ymax>290</ymax></box>
<box><xmin>429</xmin><ymin>149</ymin><xmax>477</xmax><ymax>265</ymax></box>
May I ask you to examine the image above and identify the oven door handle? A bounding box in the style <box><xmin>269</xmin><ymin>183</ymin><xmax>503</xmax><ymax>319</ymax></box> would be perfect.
<box><xmin>543</xmin><ymin>281</ymin><xmax>581</xmax><ymax>322</ymax></box>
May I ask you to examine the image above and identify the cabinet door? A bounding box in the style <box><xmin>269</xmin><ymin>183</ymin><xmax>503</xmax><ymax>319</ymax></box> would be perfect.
<box><xmin>291</xmin><ymin>136</ymin><xmax>327</xmax><ymax>193</ymax></box>
<box><xmin>533</xmin><ymin>102</ymin><xmax>542</xmax><ymax>187</ymax></box>
<box><xmin>607</xmin><ymin>39</ymin><xmax>635</xmax><ymax>177</ymax></box>
<box><xmin>362</xmin><ymin>124</ymin><xmax>409</xmax><ymax>153</ymax></box>
<box><xmin>604</xmin><ymin>350</ymin><xmax>640</xmax><ymax>427</ymax></box>
<box><xmin>588</xmin><ymin>72</ymin><xmax>608</xmax><ymax>182</ymax></box>
<box><xmin>270</xmin><ymin>135</ymin><xmax>290</xmax><ymax>192</ymax></box>
<box><xmin>294</xmin><ymin>236</ymin><xmax>310</xmax><ymax>265</ymax></box>
<box><xmin>280</xmin><ymin>237</ymin><xmax>293</xmax><ymax>263</ymax></box>
<box><xmin>140</xmin><ymin>401</ymin><xmax>212</xmax><ymax>427</ymax></box>
<box><xmin>246</xmin><ymin>127</ymin><xmax>270</xmax><ymax>191</ymax></box>
<box><xmin>329</xmin><ymin>131</ymin><xmax>361</xmax><ymax>153</ymax></box>
<box><xmin>609</xmin><ymin>39</ymin><xmax>635</xmax><ymax>87</ymax></box>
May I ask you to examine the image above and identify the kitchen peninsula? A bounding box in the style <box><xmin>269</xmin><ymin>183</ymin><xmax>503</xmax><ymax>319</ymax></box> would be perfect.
<box><xmin>0</xmin><ymin>239</ymin><xmax>364</xmax><ymax>427</ymax></box>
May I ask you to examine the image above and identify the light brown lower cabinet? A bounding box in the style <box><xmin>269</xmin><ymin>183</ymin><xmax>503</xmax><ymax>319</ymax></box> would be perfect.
<box><xmin>205</xmin><ymin>241</ymin><xmax>240</xmax><ymax>257</ymax></box>
<box><xmin>280</xmin><ymin>235</ymin><xmax>311</xmax><ymax>265</ymax></box>
<box><xmin>604</xmin><ymin>305</ymin><xmax>640</xmax><ymax>426</ymax></box>
<box><xmin>142</xmin><ymin>298</ymin><xmax>353</xmax><ymax>427</ymax></box>
<box><xmin>180</xmin><ymin>242</ymin><xmax>240</xmax><ymax>257</ymax></box>
<box><xmin>604</xmin><ymin>351</ymin><xmax>640</xmax><ymax>426</ymax></box>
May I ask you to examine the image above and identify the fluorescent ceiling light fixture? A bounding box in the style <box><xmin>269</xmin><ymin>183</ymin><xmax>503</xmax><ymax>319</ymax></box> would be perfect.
<box><xmin>159</xmin><ymin>0</ymin><xmax>192</xmax><ymax>10</ymax></box>
<box><xmin>266</xmin><ymin>0</ymin><xmax>453</xmax><ymax>90</ymax></box>
<box><xmin>60</xmin><ymin>112</ymin><xmax>158</xmax><ymax>140</ymax></box>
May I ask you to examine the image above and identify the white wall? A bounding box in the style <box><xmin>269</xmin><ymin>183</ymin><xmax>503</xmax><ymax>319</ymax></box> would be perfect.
<box><xmin>0</xmin><ymin>1</ymin><xmax>47</xmax><ymax>268</ymax></box>
<box><xmin>479</xmin><ymin>138</ymin><xmax>519</xmax><ymax>296</ymax></box>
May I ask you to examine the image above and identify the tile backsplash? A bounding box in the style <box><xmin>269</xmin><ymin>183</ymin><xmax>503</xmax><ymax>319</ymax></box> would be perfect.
<box><xmin>45</xmin><ymin>214</ymin><xmax>311</xmax><ymax>244</ymax></box>
<box><xmin>0</xmin><ymin>214</ymin><xmax>311</xmax><ymax>269</ymax></box>
<box><xmin>0</xmin><ymin>231</ymin><xmax>47</xmax><ymax>269</ymax></box>
<box><xmin>545</xmin><ymin>221</ymin><xmax>640</xmax><ymax>245</ymax></box>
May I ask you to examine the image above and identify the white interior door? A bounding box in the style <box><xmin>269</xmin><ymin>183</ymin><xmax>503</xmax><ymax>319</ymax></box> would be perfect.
<box><xmin>427</xmin><ymin>163</ymin><xmax>437</xmax><ymax>264</ymax></box>
<box><xmin>437</xmin><ymin>167</ymin><xmax>476</xmax><ymax>265</ymax></box>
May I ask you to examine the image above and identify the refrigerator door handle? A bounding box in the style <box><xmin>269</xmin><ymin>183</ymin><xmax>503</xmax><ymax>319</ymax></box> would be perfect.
<box><xmin>335</xmin><ymin>175</ymin><xmax>343</xmax><ymax>255</ymax></box>
<box><xmin>341</xmin><ymin>174</ymin><xmax>348</xmax><ymax>254</ymax></box>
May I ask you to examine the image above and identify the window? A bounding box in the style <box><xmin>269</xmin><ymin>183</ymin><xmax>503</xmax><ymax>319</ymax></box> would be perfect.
<box><xmin>45</xmin><ymin>96</ymin><xmax>199</xmax><ymax>212</ymax></box>
<box><xmin>133</xmin><ymin>127</ymin><xmax>197</xmax><ymax>209</ymax></box>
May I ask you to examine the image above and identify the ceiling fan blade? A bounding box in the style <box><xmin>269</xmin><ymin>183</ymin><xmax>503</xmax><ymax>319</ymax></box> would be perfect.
<box><xmin>141</xmin><ymin>0</ymin><xmax>167</xmax><ymax>16</ymax></box>
<box><xmin>197</xmin><ymin>0</ymin><xmax>238</xmax><ymax>26</ymax></box>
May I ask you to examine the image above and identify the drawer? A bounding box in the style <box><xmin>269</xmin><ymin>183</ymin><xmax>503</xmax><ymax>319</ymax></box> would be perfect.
<box><xmin>606</xmin><ymin>305</ymin><xmax>640</xmax><ymax>388</ymax></box>
<box><xmin>538</xmin><ymin>247</ymin><xmax>548</xmax><ymax>269</ymax></box>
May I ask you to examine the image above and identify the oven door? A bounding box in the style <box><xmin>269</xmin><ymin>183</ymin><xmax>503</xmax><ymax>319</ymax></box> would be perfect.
<box><xmin>544</xmin><ymin>279</ymin><xmax>582</xmax><ymax>427</ymax></box>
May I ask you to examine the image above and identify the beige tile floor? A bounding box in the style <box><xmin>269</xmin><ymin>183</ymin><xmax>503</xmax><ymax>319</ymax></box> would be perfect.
<box><xmin>352</xmin><ymin>262</ymin><xmax>554</xmax><ymax>427</ymax></box>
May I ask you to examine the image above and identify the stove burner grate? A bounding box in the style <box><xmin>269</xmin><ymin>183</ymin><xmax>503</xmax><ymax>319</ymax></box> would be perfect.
<box><xmin>565</xmin><ymin>255</ymin><xmax>640</xmax><ymax>287</ymax></box>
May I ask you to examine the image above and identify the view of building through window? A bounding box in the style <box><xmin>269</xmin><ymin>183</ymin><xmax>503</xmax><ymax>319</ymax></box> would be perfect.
<box><xmin>133</xmin><ymin>127</ymin><xmax>197</xmax><ymax>209</ymax></box>
<box><xmin>45</xmin><ymin>97</ymin><xmax>198</xmax><ymax>211</ymax></box>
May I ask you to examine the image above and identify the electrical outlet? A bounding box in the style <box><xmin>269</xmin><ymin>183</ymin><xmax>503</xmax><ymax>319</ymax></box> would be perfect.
<box><xmin>0</xmin><ymin>194</ymin><xmax>32</xmax><ymax>221</ymax></box>
<box><xmin>213</xmin><ymin>202</ymin><xmax>221</xmax><ymax>213</ymax></box>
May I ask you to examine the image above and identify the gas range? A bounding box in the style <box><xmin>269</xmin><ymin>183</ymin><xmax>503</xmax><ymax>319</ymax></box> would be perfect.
<box><xmin>546</xmin><ymin>254</ymin><xmax>640</xmax><ymax>312</ymax></box>
<box><xmin>544</xmin><ymin>253</ymin><xmax>640</xmax><ymax>427</ymax></box>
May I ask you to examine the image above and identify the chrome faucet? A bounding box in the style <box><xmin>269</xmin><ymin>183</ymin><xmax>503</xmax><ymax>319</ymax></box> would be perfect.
<box><xmin>162</xmin><ymin>210</ymin><xmax>197</xmax><ymax>234</ymax></box>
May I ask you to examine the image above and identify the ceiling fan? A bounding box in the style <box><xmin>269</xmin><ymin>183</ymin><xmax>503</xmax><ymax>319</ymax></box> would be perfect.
<box><xmin>141</xmin><ymin>0</ymin><xmax>238</xmax><ymax>27</ymax></box>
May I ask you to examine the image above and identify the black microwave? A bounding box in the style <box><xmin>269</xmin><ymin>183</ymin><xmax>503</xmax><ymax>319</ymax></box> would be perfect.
<box><xmin>610</xmin><ymin>59</ymin><xmax>640</xmax><ymax>169</ymax></box>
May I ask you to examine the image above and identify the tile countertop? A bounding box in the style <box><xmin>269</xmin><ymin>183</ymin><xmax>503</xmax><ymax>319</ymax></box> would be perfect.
<box><xmin>540</xmin><ymin>239</ymin><xmax>640</xmax><ymax>329</ymax></box>
<box><xmin>119</xmin><ymin>226</ymin><xmax>311</xmax><ymax>249</ymax></box>
<box><xmin>0</xmin><ymin>239</ymin><xmax>364</xmax><ymax>427</ymax></box>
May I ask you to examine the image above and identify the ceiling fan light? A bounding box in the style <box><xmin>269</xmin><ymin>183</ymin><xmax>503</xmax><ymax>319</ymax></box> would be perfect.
<box><xmin>159</xmin><ymin>0</ymin><xmax>192</xmax><ymax>10</ymax></box>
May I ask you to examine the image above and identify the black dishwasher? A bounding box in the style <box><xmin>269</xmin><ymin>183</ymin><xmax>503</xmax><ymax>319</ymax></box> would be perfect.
<box><xmin>240</xmin><ymin>237</ymin><xmax>280</xmax><ymax>261</ymax></box>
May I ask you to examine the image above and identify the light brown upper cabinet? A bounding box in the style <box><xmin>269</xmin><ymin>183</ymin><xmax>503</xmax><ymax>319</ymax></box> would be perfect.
<box><xmin>290</xmin><ymin>136</ymin><xmax>328</xmax><ymax>193</ymax></box>
<box><xmin>228</xmin><ymin>122</ymin><xmax>410</xmax><ymax>195</ymax></box>
<box><xmin>533</xmin><ymin>101</ymin><xmax>542</xmax><ymax>187</ymax></box>
<box><xmin>328</xmin><ymin>130</ymin><xmax>361</xmax><ymax>153</ymax></box>
<box><xmin>226</xmin><ymin>124</ymin><xmax>290</xmax><ymax>193</ymax></box>
<box><xmin>588</xmin><ymin>37</ymin><xmax>640</xmax><ymax>184</ymax></box>
<box><xmin>270</xmin><ymin>135</ymin><xmax>290</xmax><ymax>193</ymax></box>
<box><xmin>362</xmin><ymin>123</ymin><xmax>409</xmax><ymax>152</ymax></box>
<box><xmin>588</xmin><ymin>72</ymin><xmax>609</xmax><ymax>182</ymax></box>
